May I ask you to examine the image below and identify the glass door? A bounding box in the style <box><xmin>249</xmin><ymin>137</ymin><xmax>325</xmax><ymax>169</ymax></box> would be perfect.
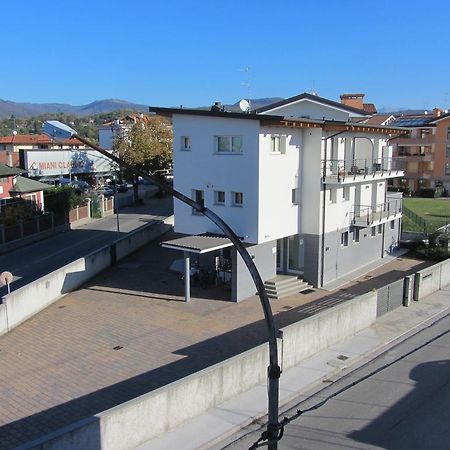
<box><xmin>287</xmin><ymin>235</ymin><xmax>305</xmax><ymax>274</ymax></box>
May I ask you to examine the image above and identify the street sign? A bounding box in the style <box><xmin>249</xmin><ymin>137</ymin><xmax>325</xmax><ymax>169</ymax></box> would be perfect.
<box><xmin>0</xmin><ymin>271</ymin><xmax>13</xmax><ymax>286</ymax></box>
<box><xmin>0</xmin><ymin>271</ymin><xmax>13</xmax><ymax>294</ymax></box>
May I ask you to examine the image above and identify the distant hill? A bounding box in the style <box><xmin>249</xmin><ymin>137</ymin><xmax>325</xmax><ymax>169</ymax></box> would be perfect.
<box><xmin>0</xmin><ymin>99</ymin><xmax>149</xmax><ymax>119</ymax></box>
<box><xmin>0</xmin><ymin>97</ymin><xmax>285</xmax><ymax>119</ymax></box>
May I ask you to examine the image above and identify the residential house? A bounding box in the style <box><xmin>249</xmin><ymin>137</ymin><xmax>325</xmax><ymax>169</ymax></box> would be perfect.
<box><xmin>0</xmin><ymin>163</ymin><xmax>50</xmax><ymax>211</ymax></box>
<box><xmin>150</xmin><ymin>92</ymin><xmax>407</xmax><ymax>301</ymax></box>
<box><xmin>391</xmin><ymin>109</ymin><xmax>450</xmax><ymax>192</ymax></box>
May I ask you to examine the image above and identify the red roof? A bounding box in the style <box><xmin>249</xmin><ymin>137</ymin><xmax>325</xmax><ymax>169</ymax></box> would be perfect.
<box><xmin>0</xmin><ymin>134</ymin><xmax>83</xmax><ymax>145</ymax></box>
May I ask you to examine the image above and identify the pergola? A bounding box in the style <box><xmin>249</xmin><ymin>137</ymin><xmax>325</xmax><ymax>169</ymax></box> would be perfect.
<box><xmin>161</xmin><ymin>234</ymin><xmax>233</xmax><ymax>303</ymax></box>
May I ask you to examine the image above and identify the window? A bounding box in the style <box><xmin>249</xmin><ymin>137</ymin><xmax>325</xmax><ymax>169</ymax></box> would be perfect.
<box><xmin>192</xmin><ymin>189</ymin><xmax>204</xmax><ymax>214</ymax></box>
<box><xmin>420</xmin><ymin>128</ymin><xmax>431</xmax><ymax>138</ymax></box>
<box><xmin>329</xmin><ymin>188</ymin><xmax>337</xmax><ymax>203</ymax></box>
<box><xmin>377</xmin><ymin>224</ymin><xmax>383</xmax><ymax>234</ymax></box>
<box><xmin>446</xmin><ymin>145</ymin><xmax>450</xmax><ymax>159</ymax></box>
<box><xmin>270</xmin><ymin>135</ymin><xmax>286</xmax><ymax>154</ymax></box>
<box><xmin>214</xmin><ymin>190</ymin><xmax>225</xmax><ymax>205</ymax></box>
<box><xmin>447</xmin><ymin>127</ymin><xmax>450</xmax><ymax>140</ymax></box>
<box><xmin>343</xmin><ymin>186</ymin><xmax>350</xmax><ymax>201</ymax></box>
<box><xmin>292</xmin><ymin>188</ymin><xmax>300</xmax><ymax>205</ymax></box>
<box><xmin>371</xmin><ymin>227</ymin><xmax>376</xmax><ymax>237</ymax></box>
<box><xmin>181</xmin><ymin>136</ymin><xmax>191</xmax><ymax>150</ymax></box>
<box><xmin>341</xmin><ymin>231</ymin><xmax>349</xmax><ymax>247</ymax></box>
<box><xmin>390</xmin><ymin>220</ymin><xmax>395</xmax><ymax>230</ymax></box>
<box><xmin>216</xmin><ymin>136</ymin><xmax>243</xmax><ymax>153</ymax></box>
<box><xmin>232</xmin><ymin>191</ymin><xmax>243</xmax><ymax>206</ymax></box>
<box><xmin>353</xmin><ymin>228</ymin><xmax>360</xmax><ymax>243</ymax></box>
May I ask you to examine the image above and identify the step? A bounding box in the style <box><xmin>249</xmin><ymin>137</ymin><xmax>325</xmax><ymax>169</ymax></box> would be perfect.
<box><xmin>264</xmin><ymin>281</ymin><xmax>308</xmax><ymax>295</ymax></box>
<box><xmin>264</xmin><ymin>277</ymin><xmax>312</xmax><ymax>300</ymax></box>
<box><xmin>265</xmin><ymin>275</ymin><xmax>302</xmax><ymax>288</ymax></box>
<box><xmin>266</xmin><ymin>283</ymin><xmax>309</xmax><ymax>299</ymax></box>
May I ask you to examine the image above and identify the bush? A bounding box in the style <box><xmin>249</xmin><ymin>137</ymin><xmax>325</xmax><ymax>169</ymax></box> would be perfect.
<box><xmin>44</xmin><ymin>186</ymin><xmax>84</xmax><ymax>214</ymax></box>
<box><xmin>418</xmin><ymin>187</ymin><xmax>445</xmax><ymax>198</ymax></box>
<box><xmin>414</xmin><ymin>246</ymin><xmax>450</xmax><ymax>261</ymax></box>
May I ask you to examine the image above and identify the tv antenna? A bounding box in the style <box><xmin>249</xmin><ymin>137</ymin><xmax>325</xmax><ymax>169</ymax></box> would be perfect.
<box><xmin>239</xmin><ymin>67</ymin><xmax>252</xmax><ymax>110</ymax></box>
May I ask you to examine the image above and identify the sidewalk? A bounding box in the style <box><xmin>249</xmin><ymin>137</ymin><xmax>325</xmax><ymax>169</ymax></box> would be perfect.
<box><xmin>140</xmin><ymin>286</ymin><xmax>450</xmax><ymax>450</ymax></box>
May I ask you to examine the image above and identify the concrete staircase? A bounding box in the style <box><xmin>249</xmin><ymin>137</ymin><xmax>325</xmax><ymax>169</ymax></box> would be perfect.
<box><xmin>264</xmin><ymin>274</ymin><xmax>312</xmax><ymax>300</ymax></box>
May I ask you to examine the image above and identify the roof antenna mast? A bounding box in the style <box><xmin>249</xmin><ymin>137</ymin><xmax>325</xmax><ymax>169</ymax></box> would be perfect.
<box><xmin>240</xmin><ymin>67</ymin><xmax>252</xmax><ymax>111</ymax></box>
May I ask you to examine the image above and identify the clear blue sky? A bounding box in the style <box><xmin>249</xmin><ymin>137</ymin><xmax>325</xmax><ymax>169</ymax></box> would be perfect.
<box><xmin>3</xmin><ymin>0</ymin><xmax>449</xmax><ymax>110</ymax></box>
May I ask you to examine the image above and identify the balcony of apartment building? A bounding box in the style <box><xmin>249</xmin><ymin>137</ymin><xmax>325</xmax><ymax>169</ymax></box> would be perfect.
<box><xmin>351</xmin><ymin>196</ymin><xmax>403</xmax><ymax>228</ymax></box>
<box><xmin>322</xmin><ymin>157</ymin><xmax>405</xmax><ymax>184</ymax></box>
<box><xmin>395</xmin><ymin>146</ymin><xmax>434</xmax><ymax>161</ymax></box>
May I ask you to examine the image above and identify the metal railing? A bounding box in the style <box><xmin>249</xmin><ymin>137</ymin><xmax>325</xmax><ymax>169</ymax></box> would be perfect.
<box><xmin>352</xmin><ymin>199</ymin><xmax>402</xmax><ymax>226</ymax></box>
<box><xmin>322</xmin><ymin>157</ymin><xmax>405</xmax><ymax>181</ymax></box>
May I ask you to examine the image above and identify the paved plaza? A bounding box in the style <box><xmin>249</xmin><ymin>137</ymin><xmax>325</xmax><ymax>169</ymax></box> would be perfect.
<box><xmin>0</xmin><ymin>233</ymin><xmax>434</xmax><ymax>449</ymax></box>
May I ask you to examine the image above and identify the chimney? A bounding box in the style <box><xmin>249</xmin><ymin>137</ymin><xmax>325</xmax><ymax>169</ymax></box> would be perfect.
<box><xmin>433</xmin><ymin>108</ymin><xmax>442</xmax><ymax>118</ymax></box>
<box><xmin>340</xmin><ymin>93</ymin><xmax>365</xmax><ymax>110</ymax></box>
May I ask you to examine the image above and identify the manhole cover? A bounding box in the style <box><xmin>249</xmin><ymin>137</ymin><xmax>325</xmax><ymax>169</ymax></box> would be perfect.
<box><xmin>300</xmin><ymin>289</ymin><xmax>315</xmax><ymax>295</ymax></box>
<box><xmin>282</xmin><ymin>306</ymin><xmax>293</xmax><ymax>310</ymax></box>
<box><xmin>337</xmin><ymin>354</ymin><xmax>349</xmax><ymax>361</ymax></box>
<box><xmin>113</xmin><ymin>346</ymin><xmax>124</xmax><ymax>351</ymax></box>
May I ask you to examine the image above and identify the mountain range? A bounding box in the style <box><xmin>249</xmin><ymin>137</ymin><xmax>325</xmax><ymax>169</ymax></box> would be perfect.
<box><xmin>0</xmin><ymin>97</ymin><xmax>423</xmax><ymax>120</ymax></box>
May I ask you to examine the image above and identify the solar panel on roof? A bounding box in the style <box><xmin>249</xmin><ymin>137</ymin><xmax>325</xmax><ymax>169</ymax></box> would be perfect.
<box><xmin>393</xmin><ymin>118</ymin><xmax>433</xmax><ymax>127</ymax></box>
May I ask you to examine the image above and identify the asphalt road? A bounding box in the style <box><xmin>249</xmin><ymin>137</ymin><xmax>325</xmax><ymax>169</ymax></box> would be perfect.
<box><xmin>228</xmin><ymin>312</ymin><xmax>450</xmax><ymax>450</ymax></box>
<box><xmin>0</xmin><ymin>193</ymin><xmax>173</xmax><ymax>296</ymax></box>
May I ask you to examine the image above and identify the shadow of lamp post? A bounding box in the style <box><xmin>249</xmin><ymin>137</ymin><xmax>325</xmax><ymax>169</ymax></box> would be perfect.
<box><xmin>42</xmin><ymin>120</ymin><xmax>282</xmax><ymax>449</ymax></box>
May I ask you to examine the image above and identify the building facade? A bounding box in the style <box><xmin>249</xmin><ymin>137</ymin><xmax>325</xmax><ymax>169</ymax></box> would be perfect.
<box><xmin>150</xmin><ymin>93</ymin><xmax>407</xmax><ymax>300</ymax></box>
<box><xmin>391</xmin><ymin>110</ymin><xmax>450</xmax><ymax>192</ymax></box>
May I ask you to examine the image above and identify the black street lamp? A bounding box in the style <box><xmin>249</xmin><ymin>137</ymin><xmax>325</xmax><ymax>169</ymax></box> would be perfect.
<box><xmin>42</xmin><ymin>120</ymin><xmax>282</xmax><ymax>449</ymax></box>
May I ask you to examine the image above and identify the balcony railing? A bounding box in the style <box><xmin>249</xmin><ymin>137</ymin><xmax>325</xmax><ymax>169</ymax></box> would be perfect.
<box><xmin>322</xmin><ymin>158</ymin><xmax>405</xmax><ymax>181</ymax></box>
<box><xmin>351</xmin><ymin>198</ymin><xmax>402</xmax><ymax>227</ymax></box>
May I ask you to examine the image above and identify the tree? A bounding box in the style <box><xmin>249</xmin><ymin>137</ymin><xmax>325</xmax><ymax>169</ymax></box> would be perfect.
<box><xmin>113</xmin><ymin>115</ymin><xmax>173</xmax><ymax>203</ymax></box>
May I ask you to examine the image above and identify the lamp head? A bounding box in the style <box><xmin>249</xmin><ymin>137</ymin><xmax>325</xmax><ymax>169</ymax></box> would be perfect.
<box><xmin>42</xmin><ymin>120</ymin><xmax>77</xmax><ymax>140</ymax></box>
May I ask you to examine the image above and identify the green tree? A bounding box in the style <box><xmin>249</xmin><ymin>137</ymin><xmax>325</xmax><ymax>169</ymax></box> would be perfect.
<box><xmin>44</xmin><ymin>186</ymin><xmax>84</xmax><ymax>214</ymax></box>
<box><xmin>114</xmin><ymin>116</ymin><xmax>172</xmax><ymax>203</ymax></box>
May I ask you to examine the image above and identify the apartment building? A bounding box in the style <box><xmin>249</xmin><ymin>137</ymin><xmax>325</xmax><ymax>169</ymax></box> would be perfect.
<box><xmin>150</xmin><ymin>93</ymin><xmax>407</xmax><ymax>301</ymax></box>
<box><xmin>391</xmin><ymin>109</ymin><xmax>450</xmax><ymax>192</ymax></box>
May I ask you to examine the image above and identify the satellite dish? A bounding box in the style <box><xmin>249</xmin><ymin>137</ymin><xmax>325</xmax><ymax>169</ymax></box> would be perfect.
<box><xmin>239</xmin><ymin>99</ymin><xmax>250</xmax><ymax>113</ymax></box>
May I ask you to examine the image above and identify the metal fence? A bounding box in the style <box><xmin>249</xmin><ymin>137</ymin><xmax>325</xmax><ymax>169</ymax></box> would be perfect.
<box><xmin>376</xmin><ymin>278</ymin><xmax>405</xmax><ymax>317</ymax></box>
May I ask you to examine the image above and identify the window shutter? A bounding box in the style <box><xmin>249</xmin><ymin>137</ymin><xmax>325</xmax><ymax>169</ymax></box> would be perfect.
<box><xmin>280</xmin><ymin>136</ymin><xmax>287</xmax><ymax>154</ymax></box>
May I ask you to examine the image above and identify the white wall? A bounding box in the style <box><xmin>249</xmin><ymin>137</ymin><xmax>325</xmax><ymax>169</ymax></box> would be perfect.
<box><xmin>301</xmin><ymin>129</ymin><xmax>325</xmax><ymax>234</ymax></box>
<box><xmin>172</xmin><ymin>114</ymin><xmax>260</xmax><ymax>243</ymax></box>
<box><xmin>260</xmin><ymin>98</ymin><xmax>355</xmax><ymax>121</ymax></box>
<box><xmin>257</xmin><ymin>127</ymin><xmax>301</xmax><ymax>243</ymax></box>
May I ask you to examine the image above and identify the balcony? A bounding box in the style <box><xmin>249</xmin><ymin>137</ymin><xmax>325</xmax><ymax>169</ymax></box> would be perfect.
<box><xmin>395</xmin><ymin>137</ymin><xmax>435</xmax><ymax>146</ymax></box>
<box><xmin>351</xmin><ymin>198</ymin><xmax>403</xmax><ymax>227</ymax></box>
<box><xmin>322</xmin><ymin>158</ymin><xmax>405</xmax><ymax>184</ymax></box>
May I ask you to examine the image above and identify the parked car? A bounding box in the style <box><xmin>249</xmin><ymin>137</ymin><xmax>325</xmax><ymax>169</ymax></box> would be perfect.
<box><xmin>116</xmin><ymin>182</ymin><xmax>128</xmax><ymax>193</ymax></box>
<box><xmin>97</xmin><ymin>186</ymin><xmax>114</xmax><ymax>197</ymax></box>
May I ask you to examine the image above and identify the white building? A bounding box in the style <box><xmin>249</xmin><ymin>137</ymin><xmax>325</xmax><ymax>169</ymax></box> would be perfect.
<box><xmin>150</xmin><ymin>93</ymin><xmax>408</xmax><ymax>301</ymax></box>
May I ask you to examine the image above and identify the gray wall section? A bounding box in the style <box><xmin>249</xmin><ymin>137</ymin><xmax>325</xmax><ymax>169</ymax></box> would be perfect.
<box><xmin>232</xmin><ymin>240</ymin><xmax>276</xmax><ymax>302</ymax></box>
<box><xmin>304</xmin><ymin>218</ymin><xmax>401</xmax><ymax>287</ymax></box>
<box><xmin>302</xmin><ymin>234</ymin><xmax>321</xmax><ymax>287</ymax></box>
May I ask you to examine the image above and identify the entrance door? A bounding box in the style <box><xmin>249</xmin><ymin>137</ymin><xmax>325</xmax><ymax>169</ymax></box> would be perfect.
<box><xmin>287</xmin><ymin>235</ymin><xmax>305</xmax><ymax>274</ymax></box>
<box><xmin>276</xmin><ymin>239</ymin><xmax>283</xmax><ymax>271</ymax></box>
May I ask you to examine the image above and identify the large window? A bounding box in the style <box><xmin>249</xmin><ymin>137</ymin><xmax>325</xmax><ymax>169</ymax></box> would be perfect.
<box><xmin>215</xmin><ymin>136</ymin><xmax>243</xmax><ymax>153</ymax></box>
<box><xmin>446</xmin><ymin>164</ymin><xmax>450</xmax><ymax>175</ymax></box>
<box><xmin>340</xmin><ymin>231</ymin><xmax>349</xmax><ymax>247</ymax></box>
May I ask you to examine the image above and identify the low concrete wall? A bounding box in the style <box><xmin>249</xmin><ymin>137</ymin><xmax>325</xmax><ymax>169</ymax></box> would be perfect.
<box><xmin>25</xmin><ymin>292</ymin><xmax>377</xmax><ymax>450</ymax></box>
<box><xmin>0</xmin><ymin>221</ymin><xmax>172</xmax><ymax>336</ymax></box>
<box><xmin>414</xmin><ymin>259</ymin><xmax>450</xmax><ymax>301</ymax></box>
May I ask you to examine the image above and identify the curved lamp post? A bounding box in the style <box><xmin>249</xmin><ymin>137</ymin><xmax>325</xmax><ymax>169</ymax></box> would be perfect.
<box><xmin>43</xmin><ymin>120</ymin><xmax>282</xmax><ymax>449</ymax></box>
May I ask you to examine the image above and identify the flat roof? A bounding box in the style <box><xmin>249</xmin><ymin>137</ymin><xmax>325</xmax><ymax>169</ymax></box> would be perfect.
<box><xmin>161</xmin><ymin>235</ymin><xmax>233</xmax><ymax>254</ymax></box>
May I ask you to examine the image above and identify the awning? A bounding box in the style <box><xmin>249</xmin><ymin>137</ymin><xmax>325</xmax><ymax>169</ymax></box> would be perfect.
<box><xmin>161</xmin><ymin>234</ymin><xmax>233</xmax><ymax>254</ymax></box>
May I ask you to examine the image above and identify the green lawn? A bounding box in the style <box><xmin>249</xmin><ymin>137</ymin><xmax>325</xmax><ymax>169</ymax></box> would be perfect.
<box><xmin>403</xmin><ymin>198</ymin><xmax>450</xmax><ymax>232</ymax></box>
